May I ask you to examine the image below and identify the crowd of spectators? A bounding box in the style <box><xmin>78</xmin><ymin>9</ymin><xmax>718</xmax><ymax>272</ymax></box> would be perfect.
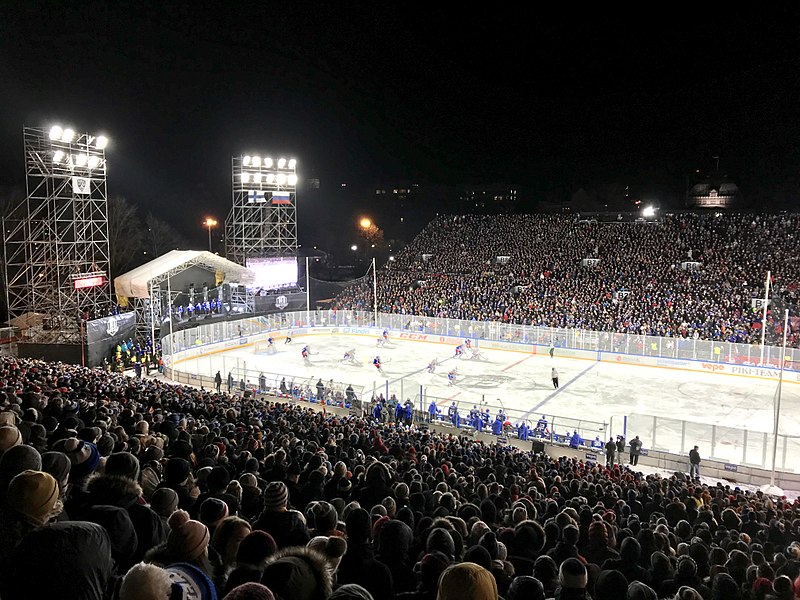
<box><xmin>334</xmin><ymin>213</ymin><xmax>800</xmax><ymax>347</ymax></box>
<box><xmin>2</xmin><ymin>356</ymin><xmax>800</xmax><ymax>599</ymax></box>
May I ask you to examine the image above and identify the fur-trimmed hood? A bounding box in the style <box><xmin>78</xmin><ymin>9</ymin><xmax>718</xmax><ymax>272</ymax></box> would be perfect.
<box><xmin>261</xmin><ymin>545</ymin><xmax>333</xmax><ymax>600</ymax></box>
<box><xmin>86</xmin><ymin>473</ymin><xmax>143</xmax><ymax>509</ymax></box>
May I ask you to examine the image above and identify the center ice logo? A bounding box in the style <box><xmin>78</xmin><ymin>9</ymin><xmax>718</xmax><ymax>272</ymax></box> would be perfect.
<box><xmin>275</xmin><ymin>295</ymin><xmax>288</xmax><ymax>310</ymax></box>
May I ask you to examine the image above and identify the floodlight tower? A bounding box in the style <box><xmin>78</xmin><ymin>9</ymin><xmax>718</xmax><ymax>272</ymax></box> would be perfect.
<box><xmin>2</xmin><ymin>126</ymin><xmax>113</xmax><ymax>343</ymax></box>
<box><xmin>225</xmin><ymin>155</ymin><xmax>298</xmax><ymax>265</ymax></box>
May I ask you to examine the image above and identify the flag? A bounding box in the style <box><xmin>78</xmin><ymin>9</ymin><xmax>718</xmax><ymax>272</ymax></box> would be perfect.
<box><xmin>247</xmin><ymin>190</ymin><xmax>266</xmax><ymax>203</ymax></box>
<box><xmin>271</xmin><ymin>191</ymin><xmax>291</xmax><ymax>205</ymax></box>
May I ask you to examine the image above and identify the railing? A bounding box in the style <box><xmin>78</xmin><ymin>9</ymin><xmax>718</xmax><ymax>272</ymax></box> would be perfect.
<box><xmin>161</xmin><ymin>309</ymin><xmax>800</xmax><ymax>471</ymax></box>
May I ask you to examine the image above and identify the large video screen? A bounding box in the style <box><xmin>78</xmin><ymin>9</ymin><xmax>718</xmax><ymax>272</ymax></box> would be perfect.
<box><xmin>246</xmin><ymin>257</ymin><xmax>298</xmax><ymax>290</ymax></box>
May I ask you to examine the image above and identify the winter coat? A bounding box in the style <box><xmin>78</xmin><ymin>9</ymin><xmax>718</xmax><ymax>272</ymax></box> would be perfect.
<box><xmin>253</xmin><ymin>509</ymin><xmax>310</xmax><ymax>549</ymax></box>
<box><xmin>0</xmin><ymin>521</ymin><xmax>114</xmax><ymax>600</ymax></box>
<box><xmin>338</xmin><ymin>542</ymin><xmax>395</xmax><ymax>600</ymax></box>
<box><xmin>84</xmin><ymin>473</ymin><xmax>166</xmax><ymax>563</ymax></box>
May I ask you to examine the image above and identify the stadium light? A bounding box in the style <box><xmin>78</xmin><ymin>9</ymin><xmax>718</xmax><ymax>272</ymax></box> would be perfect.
<box><xmin>252</xmin><ymin>156</ymin><xmax>261</xmax><ymax>167</ymax></box>
<box><xmin>278</xmin><ymin>158</ymin><xmax>286</xmax><ymax>168</ymax></box>
<box><xmin>288</xmin><ymin>174</ymin><xmax>298</xmax><ymax>186</ymax></box>
<box><xmin>61</xmin><ymin>128</ymin><xmax>75</xmax><ymax>143</ymax></box>
<box><xmin>243</xmin><ymin>155</ymin><xmax>251</xmax><ymax>166</ymax></box>
<box><xmin>266</xmin><ymin>173</ymin><xmax>274</xmax><ymax>183</ymax></box>
<box><xmin>241</xmin><ymin>173</ymin><xmax>250</xmax><ymax>183</ymax></box>
<box><xmin>95</xmin><ymin>135</ymin><xmax>108</xmax><ymax>150</ymax></box>
<box><xmin>52</xmin><ymin>150</ymin><xmax>64</xmax><ymax>163</ymax></box>
<box><xmin>203</xmin><ymin>218</ymin><xmax>217</xmax><ymax>251</ymax></box>
<box><xmin>288</xmin><ymin>158</ymin><xmax>296</xmax><ymax>169</ymax></box>
<box><xmin>360</xmin><ymin>218</ymin><xmax>372</xmax><ymax>229</ymax></box>
<box><xmin>253</xmin><ymin>173</ymin><xmax>263</xmax><ymax>183</ymax></box>
<box><xmin>87</xmin><ymin>155</ymin><xmax>100</xmax><ymax>168</ymax></box>
<box><xmin>49</xmin><ymin>125</ymin><xmax>63</xmax><ymax>141</ymax></box>
<box><xmin>642</xmin><ymin>206</ymin><xmax>656</xmax><ymax>217</ymax></box>
<box><xmin>276</xmin><ymin>173</ymin><xmax>286</xmax><ymax>185</ymax></box>
<box><xmin>389</xmin><ymin>255</ymin><xmax>395</xmax><ymax>261</ymax></box>
<box><xmin>351</xmin><ymin>245</ymin><xmax>358</xmax><ymax>251</ymax></box>
<box><xmin>76</xmin><ymin>153</ymin><xmax>87</xmax><ymax>167</ymax></box>
<box><xmin>264</xmin><ymin>157</ymin><xmax>273</xmax><ymax>168</ymax></box>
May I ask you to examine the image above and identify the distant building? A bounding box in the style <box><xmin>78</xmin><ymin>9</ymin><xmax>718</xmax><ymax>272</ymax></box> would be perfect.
<box><xmin>686</xmin><ymin>177</ymin><xmax>739</xmax><ymax>208</ymax></box>
<box><xmin>459</xmin><ymin>185</ymin><xmax>520</xmax><ymax>213</ymax></box>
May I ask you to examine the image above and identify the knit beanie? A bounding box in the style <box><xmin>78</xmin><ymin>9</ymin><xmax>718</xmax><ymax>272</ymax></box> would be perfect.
<box><xmin>507</xmin><ymin>576</ymin><xmax>545</xmax><ymax>600</ymax></box>
<box><xmin>0</xmin><ymin>444</ymin><xmax>42</xmax><ymax>494</ymax></box>
<box><xmin>237</xmin><ymin>531</ymin><xmax>278</xmax><ymax>565</ymax></box>
<box><xmin>224</xmin><ymin>582</ymin><xmax>276</xmax><ymax>600</ymax></box>
<box><xmin>437</xmin><ymin>562</ymin><xmax>498</xmax><ymax>600</ymax></box>
<box><xmin>54</xmin><ymin>437</ymin><xmax>100</xmax><ymax>479</ymax></box>
<box><xmin>150</xmin><ymin>487</ymin><xmax>179</xmax><ymax>518</ymax></box>
<box><xmin>40</xmin><ymin>451</ymin><xmax>71</xmax><ymax>488</ymax></box>
<box><xmin>167</xmin><ymin>509</ymin><xmax>210</xmax><ymax>560</ymax></box>
<box><xmin>263</xmin><ymin>481</ymin><xmax>288</xmax><ymax>511</ymax></box>
<box><xmin>0</xmin><ymin>425</ymin><xmax>22</xmax><ymax>454</ymax></box>
<box><xmin>559</xmin><ymin>557</ymin><xmax>588</xmax><ymax>589</ymax></box>
<box><xmin>307</xmin><ymin>535</ymin><xmax>347</xmax><ymax>572</ymax></box>
<box><xmin>7</xmin><ymin>470</ymin><xmax>60</xmax><ymax>526</ymax></box>
<box><xmin>199</xmin><ymin>497</ymin><xmax>229</xmax><ymax>529</ymax></box>
<box><xmin>346</xmin><ymin>508</ymin><xmax>371</xmax><ymax>543</ymax></box>
<box><xmin>311</xmin><ymin>501</ymin><xmax>338</xmax><ymax>533</ymax></box>
<box><xmin>105</xmin><ymin>452</ymin><xmax>140</xmax><ymax>480</ymax></box>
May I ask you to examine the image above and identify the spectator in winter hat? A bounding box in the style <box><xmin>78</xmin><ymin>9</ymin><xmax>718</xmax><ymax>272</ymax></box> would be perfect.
<box><xmin>437</xmin><ymin>562</ymin><xmax>498</xmax><ymax>600</ymax></box>
<box><xmin>200</xmin><ymin>497</ymin><xmax>230</xmax><ymax>534</ymax></box>
<box><xmin>554</xmin><ymin>558</ymin><xmax>589</xmax><ymax>600</ymax></box>
<box><xmin>0</xmin><ymin>425</ymin><xmax>22</xmax><ymax>456</ymax></box>
<box><xmin>506</xmin><ymin>575</ymin><xmax>546</xmax><ymax>600</ymax></box>
<box><xmin>224</xmin><ymin>582</ymin><xmax>276</xmax><ymax>600</ymax></box>
<box><xmin>145</xmin><ymin>509</ymin><xmax>212</xmax><ymax>579</ymax></box>
<box><xmin>223</xmin><ymin>531</ymin><xmax>279</xmax><ymax>594</ymax></box>
<box><xmin>150</xmin><ymin>487</ymin><xmax>179</xmax><ymax>529</ymax></box>
<box><xmin>261</xmin><ymin>546</ymin><xmax>333</xmax><ymax>600</ymax></box>
<box><xmin>211</xmin><ymin>515</ymin><xmax>252</xmax><ymax>571</ymax></box>
<box><xmin>627</xmin><ymin>581</ymin><xmax>658</xmax><ymax>600</ymax></box>
<box><xmin>40</xmin><ymin>450</ymin><xmax>71</xmax><ymax>493</ymax></box>
<box><xmin>84</xmin><ymin>504</ymin><xmax>139</xmax><ymax>571</ymax></box>
<box><xmin>253</xmin><ymin>481</ymin><xmax>310</xmax><ymax>549</ymax></box>
<box><xmin>307</xmin><ymin>535</ymin><xmax>347</xmax><ymax>577</ymax></box>
<box><xmin>5</xmin><ymin>469</ymin><xmax>61</xmax><ymax>527</ymax></box>
<box><xmin>118</xmin><ymin>562</ymin><xmax>172</xmax><ymax>600</ymax></box>
<box><xmin>53</xmin><ymin>437</ymin><xmax>100</xmax><ymax>483</ymax></box>
<box><xmin>0</xmin><ymin>443</ymin><xmax>42</xmax><ymax>503</ymax></box>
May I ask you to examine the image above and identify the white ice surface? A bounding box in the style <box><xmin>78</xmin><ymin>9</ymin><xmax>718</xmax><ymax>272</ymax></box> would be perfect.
<box><xmin>173</xmin><ymin>333</ymin><xmax>800</xmax><ymax>468</ymax></box>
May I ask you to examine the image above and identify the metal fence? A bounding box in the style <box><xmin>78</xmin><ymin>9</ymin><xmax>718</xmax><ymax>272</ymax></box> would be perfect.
<box><xmin>162</xmin><ymin>309</ymin><xmax>799</xmax><ymax>471</ymax></box>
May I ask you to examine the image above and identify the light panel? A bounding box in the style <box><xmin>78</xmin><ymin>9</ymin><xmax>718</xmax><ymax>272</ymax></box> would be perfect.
<box><xmin>87</xmin><ymin>155</ymin><xmax>100</xmax><ymax>168</ymax></box>
<box><xmin>266</xmin><ymin>173</ymin><xmax>274</xmax><ymax>183</ymax></box>
<box><xmin>288</xmin><ymin>158</ymin><xmax>296</xmax><ymax>169</ymax></box>
<box><xmin>252</xmin><ymin>156</ymin><xmax>261</xmax><ymax>167</ymax></box>
<box><xmin>276</xmin><ymin>173</ymin><xmax>286</xmax><ymax>185</ymax></box>
<box><xmin>264</xmin><ymin>157</ymin><xmax>273</xmax><ymax>168</ymax></box>
<box><xmin>288</xmin><ymin>174</ymin><xmax>298</xmax><ymax>186</ymax></box>
<box><xmin>278</xmin><ymin>158</ymin><xmax>286</xmax><ymax>168</ymax></box>
<box><xmin>76</xmin><ymin>154</ymin><xmax>87</xmax><ymax>167</ymax></box>
<box><xmin>253</xmin><ymin>173</ymin><xmax>263</xmax><ymax>183</ymax></box>
<box><xmin>61</xmin><ymin>128</ymin><xmax>75</xmax><ymax>143</ymax></box>
<box><xmin>95</xmin><ymin>135</ymin><xmax>108</xmax><ymax>150</ymax></box>
<box><xmin>241</xmin><ymin>173</ymin><xmax>250</xmax><ymax>183</ymax></box>
<box><xmin>49</xmin><ymin>126</ymin><xmax>63</xmax><ymax>141</ymax></box>
<box><xmin>243</xmin><ymin>155</ymin><xmax>251</xmax><ymax>166</ymax></box>
<box><xmin>53</xmin><ymin>150</ymin><xmax>64</xmax><ymax>163</ymax></box>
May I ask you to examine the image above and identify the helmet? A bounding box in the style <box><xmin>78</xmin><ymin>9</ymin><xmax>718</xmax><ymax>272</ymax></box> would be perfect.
<box><xmin>376</xmin><ymin>356</ymin><xmax>380</xmax><ymax>360</ymax></box>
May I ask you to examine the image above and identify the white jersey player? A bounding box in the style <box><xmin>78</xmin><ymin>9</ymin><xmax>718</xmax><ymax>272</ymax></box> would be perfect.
<box><xmin>376</xmin><ymin>329</ymin><xmax>389</xmax><ymax>347</ymax></box>
<box><xmin>470</xmin><ymin>347</ymin><xmax>486</xmax><ymax>361</ymax></box>
<box><xmin>427</xmin><ymin>358</ymin><xmax>438</xmax><ymax>373</ymax></box>
<box><xmin>340</xmin><ymin>348</ymin><xmax>357</xmax><ymax>364</ymax></box>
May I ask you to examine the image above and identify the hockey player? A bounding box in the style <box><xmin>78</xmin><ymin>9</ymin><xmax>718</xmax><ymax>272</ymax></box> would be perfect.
<box><xmin>340</xmin><ymin>349</ymin><xmax>357</xmax><ymax>364</ymax></box>
<box><xmin>427</xmin><ymin>358</ymin><xmax>438</xmax><ymax>373</ymax></box>
<box><xmin>266</xmin><ymin>337</ymin><xmax>275</xmax><ymax>354</ymax></box>
<box><xmin>447</xmin><ymin>368</ymin><xmax>457</xmax><ymax>386</ymax></box>
<box><xmin>470</xmin><ymin>347</ymin><xmax>486</xmax><ymax>361</ymax></box>
<box><xmin>373</xmin><ymin>356</ymin><xmax>385</xmax><ymax>375</ymax></box>
<box><xmin>454</xmin><ymin>344</ymin><xmax>465</xmax><ymax>358</ymax></box>
<box><xmin>285</xmin><ymin>330</ymin><xmax>293</xmax><ymax>344</ymax></box>
<box><xmin>447</xmin><ymin>402</ymin><xmax>460</xmax><ymax>427</ymax></box>
<box><xmin>301</xmin><ymin>345</ymin><xmax>311</xmax><ymax>365</ymax></box>
<box><xmin>427</xmin><ymin>399</ymin><xmax>438</xmax><ymax>423</ymax></box>
<box><xmin>464</xmin><ymin>338</ymin><xmax>472</xmax><ymax>349</ymax></box>
<box><xmin>376</xmin><ymin>329</ymin><xmax>389</xmax><ymax>347</ymax></box>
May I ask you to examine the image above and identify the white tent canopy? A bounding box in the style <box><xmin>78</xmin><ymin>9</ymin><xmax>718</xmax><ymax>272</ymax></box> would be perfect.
<box><xmin>114</xmin><ymin>250</ymin><xmax>255</xmax><ymax>299</ymax></box>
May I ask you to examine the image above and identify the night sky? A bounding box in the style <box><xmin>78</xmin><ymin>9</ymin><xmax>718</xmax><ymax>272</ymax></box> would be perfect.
<box><xmin>1</xmin><ymin>4</ymin><xmax>799</xmax><ymax>249</ymax></box>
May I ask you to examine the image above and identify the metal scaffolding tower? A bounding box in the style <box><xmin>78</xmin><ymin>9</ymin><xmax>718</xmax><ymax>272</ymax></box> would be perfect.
<box><xmin>2</xmin><ymin>126</ymin><xmax>112</xmax><ymax>343</ymax></box>
<box><xmin>225</xmin><ymin>155</ymin><xmax>298</xmax><ymax>264</ymax></box>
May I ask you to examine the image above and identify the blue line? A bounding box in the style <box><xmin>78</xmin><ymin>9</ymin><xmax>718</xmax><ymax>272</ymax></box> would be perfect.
<box><xmin>522</xmin><ymin>361</ymin><xmax>599</xmax><ymax>419</ymax></box>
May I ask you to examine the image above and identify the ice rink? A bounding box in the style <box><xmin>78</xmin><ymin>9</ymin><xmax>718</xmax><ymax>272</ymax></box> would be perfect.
<box><xmin>173</xmin><ymin>331</ymin><xmax>800</xmax><ymax>462</ymax></box>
